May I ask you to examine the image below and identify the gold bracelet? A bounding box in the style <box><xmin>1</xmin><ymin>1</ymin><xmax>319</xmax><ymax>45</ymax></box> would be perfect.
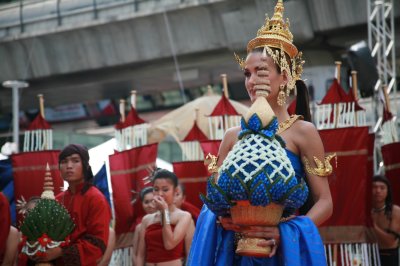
<box><xmin>303</xmin><ymin>153</ymin><xmax>336</xmax><ymax>177</ymax></box>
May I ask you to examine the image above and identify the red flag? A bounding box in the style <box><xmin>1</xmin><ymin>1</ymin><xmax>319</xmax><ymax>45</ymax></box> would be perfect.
<box><xmin>381</xmin><ymin>142</ymin><xmax>400</xmax><ymax>205</ymax></box>
<box><xmin>173</xmin><ymin>161</ymin><xmax>209</xmax><ymax>209</ymax></box>
<box><xmin>318</xmin><ymin>127</ymin><xmax>372</xmax><ymax>244</ymax></box>
<box><xmin>319</xmin><ymin>127</ymin><xmax>369</xmax><ymax>226</ymax></box>
<box><xmin>11</xmin><ymin>150</ymin><xmax>63</xmax><ymax>225</ymax></box>
<box><xmin>109</xmin><ymin>144</ymin><xmax>158</xmax><ymax>235</ymax></box>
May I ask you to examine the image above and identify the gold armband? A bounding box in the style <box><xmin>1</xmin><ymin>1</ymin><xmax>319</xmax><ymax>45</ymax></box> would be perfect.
<box><xmin>204</xmin><ymin>153</ymin><xmax>219</xmax><ymax>174</ymax></box>
<box><xmin>303</xmin><ymin>153</ymin><xmax>336</xmax><ymax>177</ymax></box>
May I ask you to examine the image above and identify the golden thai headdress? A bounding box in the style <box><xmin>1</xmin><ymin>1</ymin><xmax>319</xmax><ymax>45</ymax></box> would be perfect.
<box><xmin>235</xmin><ymin>0</ymin><xmax>304</xmax><ymax>94</ymax></box>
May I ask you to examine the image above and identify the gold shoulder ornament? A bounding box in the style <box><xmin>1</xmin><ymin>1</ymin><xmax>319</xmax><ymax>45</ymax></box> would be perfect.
<box><xmin>303</xmin><ymin>153</ymin><xmax>337</xmax><ymax>177</ymax></box>
<box><xmin>204</xmin><ymin>153</ymin><xmax>219</xmax><ymax>174</ymax></box>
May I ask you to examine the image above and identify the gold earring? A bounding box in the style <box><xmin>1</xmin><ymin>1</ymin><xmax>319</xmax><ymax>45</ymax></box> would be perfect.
<box><xmin>277</xmin><ymin>84</ymin><xmax>286</xmax><ymax>106</ymax></box>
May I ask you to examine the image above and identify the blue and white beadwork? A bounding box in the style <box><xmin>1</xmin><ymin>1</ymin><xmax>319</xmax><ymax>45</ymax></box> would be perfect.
<box><xmin>201</xmin><ymin>114</ymin><xmax>309</xmax><ymax>216</ymax></box>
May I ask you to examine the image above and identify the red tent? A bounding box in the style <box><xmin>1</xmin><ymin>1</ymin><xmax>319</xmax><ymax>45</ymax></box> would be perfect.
<box><xmin>115</xmin><ymin>107</ymin><xmax>146</xmax><ymax>129</ymax></box>
<box><xmin>209</xmin><ymin>94</ymin><xmax>240</xmax><ymax>117</ymax></box>
<box><xmin>183</xmin><ymin>123</ymin><xmax>208</xmax><ymax>142</ymax></box>
<box><xmin>318</xmin><ymin>79</ymin><xmax>350</xmax><ymax>105</ymax></box>
<box><xmin>27</xmin><ymin>114</ymin><xmax>51</xmax><ymax>130</ymax></box>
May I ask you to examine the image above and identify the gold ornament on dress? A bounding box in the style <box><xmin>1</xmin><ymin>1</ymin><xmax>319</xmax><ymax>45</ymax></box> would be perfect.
<box><xmin>303</xmin><ymin>153</ymin><xmax>337</xmax><ymax>177</ymax></box>
<box><xmin>234</xmin><ymin>0</ymin><xmax>305</xmax><ymax>95</ymax></box>
<box><xmin>277</xmin><ymin>115</ymin><xmax>303</xmax><ymax>134</ymax></box>
<box><xmin>204</xmin><ymin>153</ymin><xmax>219</xmax><ymax>174</ymax></box>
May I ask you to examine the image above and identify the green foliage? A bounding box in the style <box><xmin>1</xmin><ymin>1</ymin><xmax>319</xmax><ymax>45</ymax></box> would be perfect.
<box><xmin>20</xmin><ymin>199</ymin><xmax>75</xmax><ymax>242</ymax></box>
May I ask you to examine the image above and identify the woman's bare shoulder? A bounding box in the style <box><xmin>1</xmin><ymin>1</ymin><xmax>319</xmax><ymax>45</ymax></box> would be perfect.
<box><xmin>175</xmin><ymin>208</ymin><xmax>192</xmax><ymax>219</ymax></box>
<box><xmin>393</xmin><ymin>205</ymin><xmax>400</xmax><ymax>216</ymax></box>
<box><xmin>142</xmin><ymin>212</ymin><xmax>157</xmax><ymax>227</ymax></box>
<box><xmin>225</xmin><ymin>126</ymin><xmax>241</xmax><ymax>138</ymax></box>
<box><xmin>292</xmin><ymin>120</ymin><xmax>318</xmax><ymax>135</ymax></box>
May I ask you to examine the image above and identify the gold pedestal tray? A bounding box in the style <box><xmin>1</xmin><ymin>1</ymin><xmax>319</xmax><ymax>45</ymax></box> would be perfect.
<box><xmin>231</xmin><ymin>201</ymin><xmax>284</xmax><ymax>257</ymax></box>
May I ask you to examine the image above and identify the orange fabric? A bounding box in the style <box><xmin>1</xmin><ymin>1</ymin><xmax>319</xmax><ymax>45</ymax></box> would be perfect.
<box><xmin>145</xmin><ymin>224</ymin><xmax>184</xmax><ymax>263</ymax></box>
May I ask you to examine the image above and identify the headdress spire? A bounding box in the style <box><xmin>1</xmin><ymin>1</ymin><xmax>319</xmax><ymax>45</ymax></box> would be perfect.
<box><xmin>236</xmin><ymin>0</ymin><xmax>305</xmax><ymax>95</ymax></box>
<box><xmin>247</xmin><ymin>0</ymin><xmax>296</xmax><ymax>57</ymax></box>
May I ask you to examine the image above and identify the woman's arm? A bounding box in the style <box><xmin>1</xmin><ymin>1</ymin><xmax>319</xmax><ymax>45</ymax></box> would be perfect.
<box><xmin>184</xmin><ymin>219</ymin><xmax>195</xmax><ymax>257</ymax></box>
<box><xmin>131</xmin><ymin>223</ymin><xmax>141</xmax><ymax>265</ymax></box>
<box><xmin>136</xmin><ymin>217</ymin><xmax>150</xmax><ymax>266</ymax></box>
<box><xmin>161</xmin><ymin>211</ymin><xmax>192</xmax><ymax>250</ymax></box>
<box><xmin>216</xmin><ymin>127</ymin><xmax>240</xmax><ymax>167</ymax></box>
<box><xmin>371</xmin><ymin>218</ymin><xmax>397</xmax><ymax>245</ymax></box>
<box><xmin>295</xmin><ymin>121</ymin><xmax>333</xmax><ymax>226</ymax></box>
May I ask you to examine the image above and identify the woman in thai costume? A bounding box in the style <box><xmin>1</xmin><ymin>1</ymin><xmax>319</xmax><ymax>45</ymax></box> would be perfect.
<box><xmin>136</xmin><ymin>169</ymin><xmax>194</xmax><ymax>266</ymax></box>
<box><xmin>188</xmin><ymin>1</ymin><xmax>333</xmax><ymax>265</ymax></box>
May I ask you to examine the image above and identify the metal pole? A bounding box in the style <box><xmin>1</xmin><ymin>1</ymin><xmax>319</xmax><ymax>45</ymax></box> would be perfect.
<box><xmin>2</xmin><ymin>81</ymin><xmax>29</xmax><ymax>153</ymax></box>
<box><xmin>57</xmin><ymin>0</ymin><xmax>62</xmax><ymax>26</ymax></box>
<box><xmin>93</xmin><ymin>0</ymin><xmax>98</xmax><ymax>20</ymax></box>
<box><xmin>19</xmin><ymin>0</ymin><xmax>24</xmax><ymax>33</ymax></box>
<box><xmin>163</xmin><ymin>11</ymin><xmax>187</xmax><ymax>104</ymax></box>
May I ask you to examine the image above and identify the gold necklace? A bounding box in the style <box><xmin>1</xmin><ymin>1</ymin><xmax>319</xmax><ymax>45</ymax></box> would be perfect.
<box><xmin>277</xmin><ymin>115</ymin><xmax>303</xmax><ymax>134</ymax></box>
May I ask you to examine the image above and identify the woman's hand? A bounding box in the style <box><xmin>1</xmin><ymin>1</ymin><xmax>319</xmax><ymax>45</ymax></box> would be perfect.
<box><xmin>219</xmin><ymin>216</ymin><xmax>241</xmax><ymax>231</ymax></box>
<box><xmin>242</xmin><ymin>226</ymin><xmax>280</xmax><ymax>257</ymax></box>
<box><xmin>253</xmin><ymin>55</ymin><xmax>271</xmax><ymax>93</ymax></box>
<box><xmin>153</xmin><ymin>195</ymin><xmax>168</xmax><ymax>211</ymax></box>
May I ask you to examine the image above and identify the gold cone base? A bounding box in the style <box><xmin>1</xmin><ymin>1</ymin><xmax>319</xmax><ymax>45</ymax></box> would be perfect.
<box><xmin>231</xmin><ymin>201</ymin><xmax>283</xmax><ymax>258</ymax></box>
<box><xmin>236</xmin><ymin>237</ymin><xmax>272</xmax><ymax>257</ymax></box>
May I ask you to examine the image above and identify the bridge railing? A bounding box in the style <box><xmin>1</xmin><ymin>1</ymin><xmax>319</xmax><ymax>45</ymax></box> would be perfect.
<box><xmin>0</xmin><ymin>0</ymin><xmax>211</xmax><ymax>38</ymax></box>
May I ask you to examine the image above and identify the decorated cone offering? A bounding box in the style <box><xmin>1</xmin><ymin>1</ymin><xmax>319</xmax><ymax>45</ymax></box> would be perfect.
<box><xmin>20</xmin><ymin>163</ymin><xmax>74</xmax><ymax>265</ymax></box>
<box><xmin>202</xmin><ymin>90</ymin><xmax>308</xmax><ymax>257</ymax></box>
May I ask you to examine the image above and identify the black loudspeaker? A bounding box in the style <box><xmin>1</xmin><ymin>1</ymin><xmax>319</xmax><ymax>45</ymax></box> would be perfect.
<box><xmin>347</xmin><ymin>41</ymin><xmax>379</xmax><ymax>98</ymax></box>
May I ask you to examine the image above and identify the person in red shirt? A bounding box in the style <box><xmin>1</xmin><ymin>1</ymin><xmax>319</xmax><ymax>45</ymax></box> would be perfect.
<box><xmin>33</xmin><ymin>144</ymin><xmax>111</xmax><ymax>265</ymax></box>
<box><xmin>0</xmin><ymin>192</ymin><xmax>11</xmax><ymax>263</ymax></box>
<box><xmin>0</xmin><ymin>192</ymin><xmax>18</xmax><ymax>266</ymax></box>
<box><xmin>174</xmin><ymin>183</ymin><xmax>200</xmax><ymax>224</ymax></box>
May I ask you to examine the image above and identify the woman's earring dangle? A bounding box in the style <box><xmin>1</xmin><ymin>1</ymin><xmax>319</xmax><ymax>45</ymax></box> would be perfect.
<box><xmin>277</xmin><ymin>84</ymin><xmax>286</xmax><ymax>106</ymax></box>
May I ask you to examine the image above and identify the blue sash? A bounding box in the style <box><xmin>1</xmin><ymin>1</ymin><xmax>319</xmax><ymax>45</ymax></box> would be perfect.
<box><xmin>187</xmin><ymin>205</ymin><xmax>326</xmax><ymax>266</ymax></box>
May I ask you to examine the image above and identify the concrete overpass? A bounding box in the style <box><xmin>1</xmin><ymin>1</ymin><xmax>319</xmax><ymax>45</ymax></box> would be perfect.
<box><xmin>0</xmin><ymin>0</ymin><xmax>399</xmax><ymax>114</ymax></box>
